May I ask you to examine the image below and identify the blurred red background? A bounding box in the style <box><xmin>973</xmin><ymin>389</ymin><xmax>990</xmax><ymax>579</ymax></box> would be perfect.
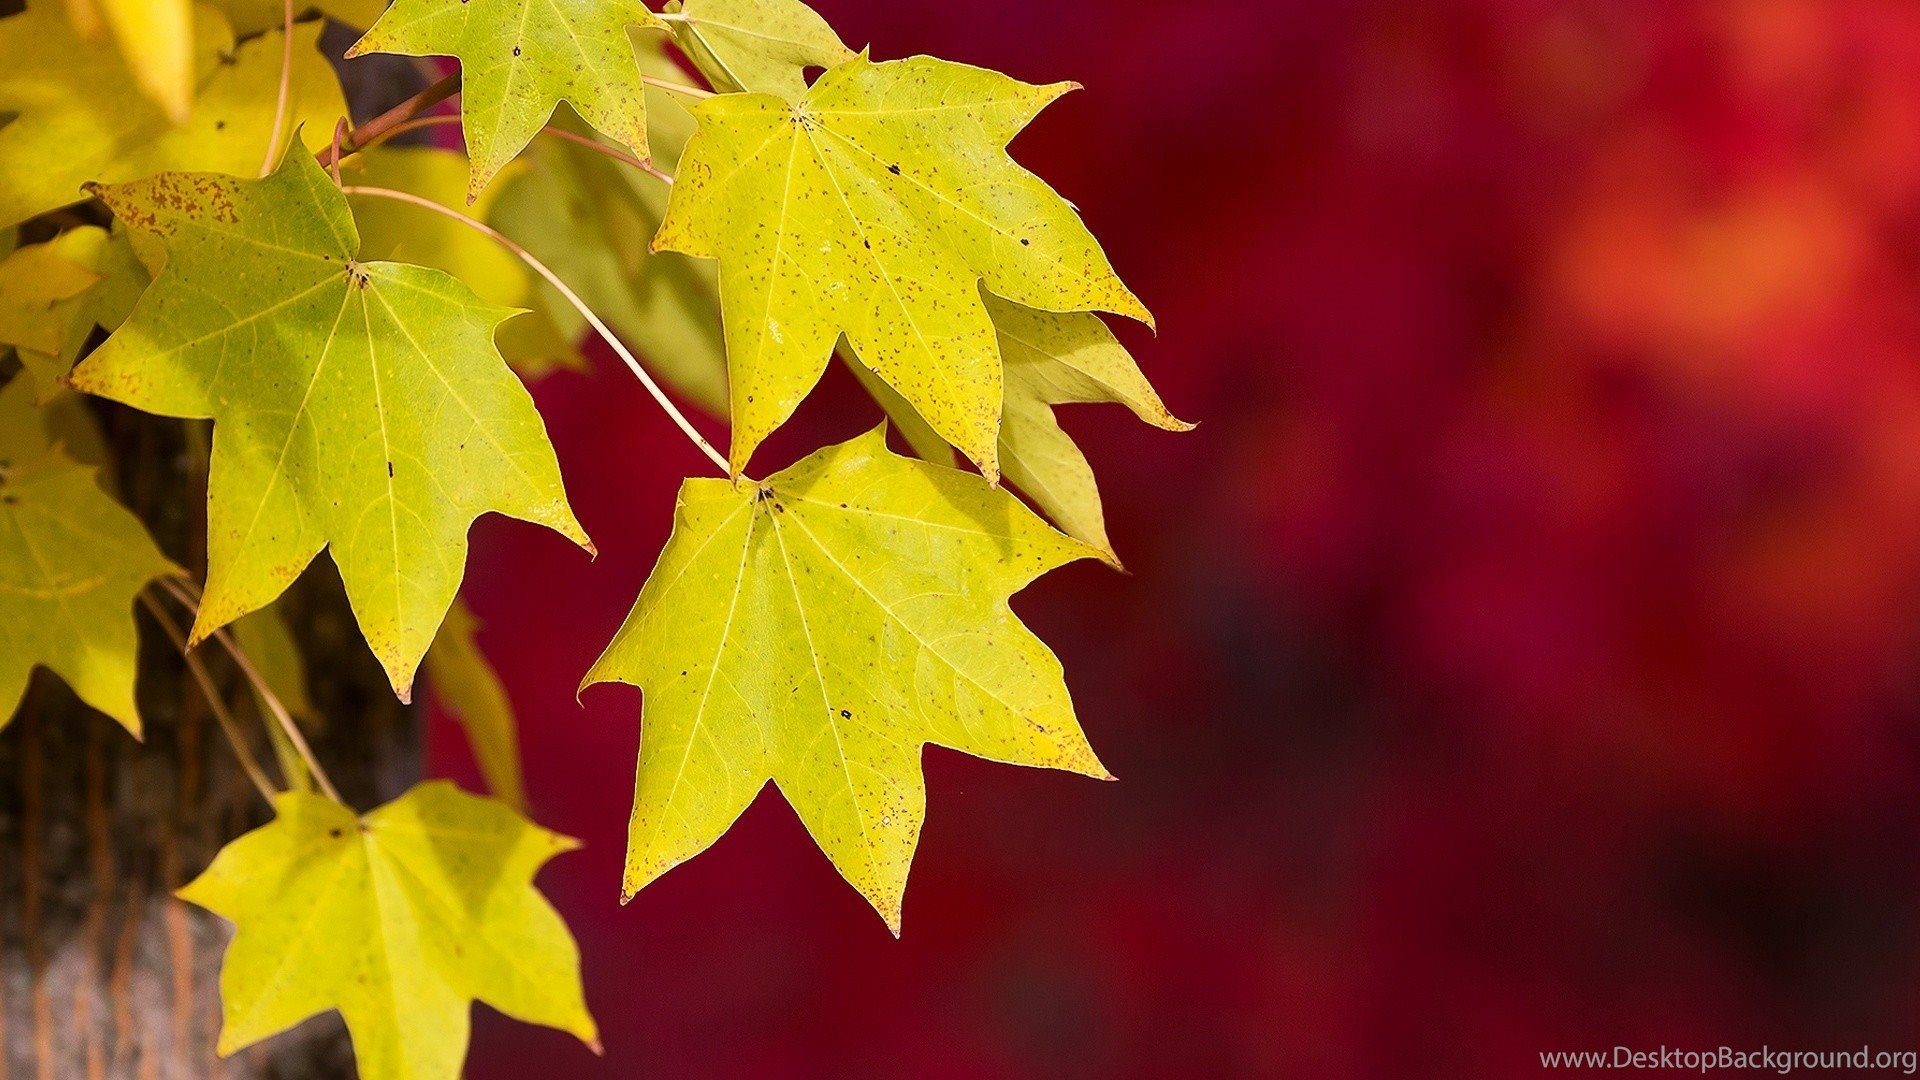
<box><xmin>435</xmin><ymin>0</ymin><xmax>1920</xmax><ymax>1075</ymax></box>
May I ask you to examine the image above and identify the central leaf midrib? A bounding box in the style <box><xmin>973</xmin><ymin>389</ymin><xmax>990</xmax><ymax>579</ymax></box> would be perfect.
<box><xmin>644</xmin><ymin>496</ymin><xmax>758</xmax><ymax>840</ymax></box>
<box><xmin>798</xmin><ymin>122</ymin><xmax>978</xmax><ymax>448</ymax></box>
<box><xmin>765</xmin><ymin>505</ymin><xmax>875</xmax><ymax>870</ymax></box>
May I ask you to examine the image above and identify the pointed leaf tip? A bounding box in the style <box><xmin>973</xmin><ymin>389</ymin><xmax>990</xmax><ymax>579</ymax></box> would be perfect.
<box><xmin>76</xmin><ymin>151</ymin><xmax>587</xmax><ymax>699</ymax></box>
<box><xmin>589</xmin><ymin>429</ymin><xmax>1105</xmax><ymax>927</ymax></box>
<box><xmin>658</xmin><ymin>54</ymin><xmax>1149</xmax><ymax>484</ymax></box>
<box><xmin>183</xmin><ymin>783</ymin><xmax>596</xmax><ymax>1079</ymax></box>
<box><xmin>351</xmin><ymin>0</ymin><xmax>666</xmax><ymax>196</ymax></box>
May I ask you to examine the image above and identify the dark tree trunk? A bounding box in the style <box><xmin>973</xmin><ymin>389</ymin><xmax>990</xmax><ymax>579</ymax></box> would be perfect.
<box><xmin>0</xmin><ymin>406</ymin><xmax>417</xmax><ymax>1079</ymax></box>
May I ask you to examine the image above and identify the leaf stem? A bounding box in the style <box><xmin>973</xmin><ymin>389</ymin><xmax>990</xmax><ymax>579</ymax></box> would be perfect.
<box><xmin>642</xmin><ymin>74</ymin><xmax>715</xmax><ymax>100</ymax></box>
<box><xmin>138</xmin><ymin>591</ymin><xmax>278</xmax><ymax>804</ymax></box>
<box><xmin>349</xmin><ymin>114</ymin><xmax>676</xmax><ymax>184</ymax></box>
<box><xmin>538</xmin><ymin>126</ymin><xmax>676</xmax><ymax>185</ymax></box>
<box><xmin>349</xmin><ymin>112</ymin><xmax>460</xmax><ymax>152</ymax></box>
<box><xmin>328</xmin><ymin>117</ymin><xmax>350</xmax><ymax>186</ymax></box>
<box><xmin>339</xmin><ymin>183</ymin><xmax>732</xmax><ymax>474</ymax></box>
<box><xmin>156</xmin><ymin>577</ymin><xmax>345</xmax><ymax>805</ymax></box>
<box><xmin>260</xmin><ymin>0</ymin><xmax>297</xmax><ymax>177</ymax></box>
<box><xmin>317</xmin><ymin>72</ymin><xmax>462</xmax><ymax>170</ymax></box>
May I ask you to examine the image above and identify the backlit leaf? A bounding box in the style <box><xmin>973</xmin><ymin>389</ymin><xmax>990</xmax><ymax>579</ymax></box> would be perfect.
<box><xmin>348</xmin><ymin>0</ymin><xmax>668</xmax><ymax>200</ymax></box>
<box><xmin>655</xmin><ymin>54</ymin><xmax>1152</xmax><ymax>477</ymax></box>
<box><xmin>0</xmin><ymin>375</ymin><xmax>180</xmax><ymax>735</ymax></box>
<box><xmin>663</xmin><ymin>0</ymin><xmax>854</xmax><ymax>99</ymax></box>
<box><xmin>582</xmin><ymin>426</ymin><xmax>1108</xmax><ymax>931</ymax></box>
<box><xmin>846</xmin><ymin>353</ymin><xmax>954</xmax><ymax>466</ymax></box>
<box><xmin>69</xmin><ymin>150</ymin><xmax>591</xmax><ymax>701</ymax></box>
<box><xmin>0</xmin><ymin>1</ymin><xmax>349</xmax><ymax>229</ymax></box>
<box><xmin>180</xmin><ymin>781</ymin><xmax>598</xmax><ymax>1080</ymax></box>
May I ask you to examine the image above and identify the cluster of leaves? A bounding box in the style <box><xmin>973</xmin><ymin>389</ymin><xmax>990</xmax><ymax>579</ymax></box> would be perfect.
<box><xmin>0</xmin><ymin>0</ymin><xmax>1181</xmax><ymax>1074</ymax></box>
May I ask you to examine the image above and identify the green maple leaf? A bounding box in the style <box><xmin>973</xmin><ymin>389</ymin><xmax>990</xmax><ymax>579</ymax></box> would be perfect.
<box><xmin>0</xmin><ymin>225</ymin><xmax>153</xmax><ymax>403</ymax></box>
<box><xmin>487</xmin><ymin>44</ymin><xmax>728</xmax><ymax>413</ymax></box>
<box><xmin>348</xmin><ymin>0</ymin><xmax>668</xmax><ymax>200</ymax></box>
<box><xmin>0</xmin><ymin>376</ymin><xmax>180</xmax><ymax>735</ymax></box>
<box><xmin>0</xmin><ymin>1</ymin><xmax>348</xmax><ymax>229</ymax></box>
<box><xmin>180</xmin><ymin>781</ymin><xmax>597</xmax><ymax>1080</ymax></box>
<box><xmin>582</xmin><ymin>427</ymin><xmax>1109</xmax><ymax>931</ymax></box>
<box><xmin>69</xmin><ymin>150</ymin><xmax>591</xmax><ymax>700</ymax></box>
<box><xmin>655</xmin><ymin>54</ymin><xmax>1153</xmax><ymax>478</ymax></box>
<box><xmin>663</xmin><ymin>0</ymin><xmax>854</xmax><ymax>99</ymax></box>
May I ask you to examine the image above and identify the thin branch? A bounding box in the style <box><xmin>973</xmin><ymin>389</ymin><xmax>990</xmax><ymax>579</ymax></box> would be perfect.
<box><xmin>639</xmin><ymin>159</ymin><xmax>677</xmax><ymax>186</ymax></box>
<box><xmin>260</xmin><ymin>0</ymin><xmax>297</xmax><ymax>177</ymax></box>
<box><xmin>317</xmin><ymin>71</ymin><xmax>461</xmax><ymax>170</ymax></box>
<box><xmin>329</xmin><ymin>117</ymin><xmax>350</xmax><ymax>186</ymax></box>
<box><xmin>156</xmin><ymin>578</ymin><xmax>345</xmax><ymax>805</ymax></box>
<box><xmin>351</xmin><ymin>112</ymin><xmax>463</xmax><ymax>154</ymax></box>
<box><xmin>642</xmin><ymin>74</ymin><xmax>715</xmax><ymax>100</ymax></box>
<box><xmin>139</xmin><ymin>591</ymin><xmax>277</xmax><ymax>804</ymax></box>
<box><xmin>534</xmin><ymin>126</ymin><xmax>677</xmax><ymax>184</ymax></box>
<box><xmin>539</xmin><ymin>126</ymin><xmax>646</xmax><ymax>172</ymax></box>
<box><xmin>340</xmin><ymin>183</ymin><xmax>732</xmax><ymax>474</ymax></box>
<box><xmin>350</xmin><ymin>114</ymin><xmax>677</xmax><ymax>185</ymax></box>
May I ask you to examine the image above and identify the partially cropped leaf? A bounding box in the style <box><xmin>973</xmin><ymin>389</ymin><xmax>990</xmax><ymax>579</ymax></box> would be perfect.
<box><xmin>656</xmin><ymin>55</ymin><xmax>1152</xmax><ymax>477</ymax></box>
<box><xmin>583</xmin><ymin>426</ymin><xmax>1108</xmax><ymax>931</ymax></box>
<box><xmin>0</xmin><ymin>376</ymin><xmax>180</xmax><ymax>735</ymax></box>
<box><xmin>489</xmin><ymin>70</ymin><xmax>728</xmax><ymax>412</ymax></box>
<box><xmin>424</xmin><ymin>599</ymin><xmax>525</xmax><ymax>811</ymax></box>
<box><xmin>0</xmin><ymin>2</ymin><xmax>349</xmax><ymax>229</ymax></box>
<box><xmin>212</xmin><ymin>0</ymin><xmax>389</xmax><ymax>35</ymax></box>
<box><xmin>663</xmin><ymin>0</ymin><xmax>854</xmax><ymax>99</ymax></box>
<box><xmin>348</xmin><ymin>0</ymin><xmax>667</xmax><ymax>200</ymax></box>
<box><xmin>70</xmin><ymin>150</ymin><xmax>591</xmax><ymax>700</ymax></box>
<box><xmin>347</xmin><ymin>147</ymin><xmax>584</xmax><ymax>377</ymax></box>
<box><xmin>1</xmin><ymin>225</ymin><xmax>153</xmax><ymax>403</ymax></box>
<box><xmin>65</xmin><ymin>0</ymin><xmax>195</xmax><ymax>124</ymax></box>
<box><xmin>180</xmin><ymin>781</ymin><xmax>597</xmax><ymax>1080</ymax></box>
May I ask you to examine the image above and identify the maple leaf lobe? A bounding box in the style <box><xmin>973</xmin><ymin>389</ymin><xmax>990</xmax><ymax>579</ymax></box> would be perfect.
<box><xmin>655</xmin><ymin>54</ymin><xmax>1152</xmax><ymax>479</ymax></box>
<box><xmin>71</xmin><ymin>151</ymin><xmax>589</xmax><ymax>700</ymax></box>
<box><xmin>584</xmin><ymin>426</ymin><xmax>1109</xmax><ymax>932</ymax></box>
